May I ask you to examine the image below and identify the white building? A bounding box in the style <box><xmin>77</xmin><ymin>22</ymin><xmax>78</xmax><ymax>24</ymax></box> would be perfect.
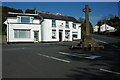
<box><xmin>100</xmin><ymin>24</ymin><xmax>117</xmax><ymax>32</ymax></box>
<box><xmin>4</xmin><ymin>12</ymin><xmax>81</xmax><ymax>43</ymax></box>
<box><xmin>93</xmin><ymin>25</ymin><xmax>99</xmax><ymax>32</ymax></box>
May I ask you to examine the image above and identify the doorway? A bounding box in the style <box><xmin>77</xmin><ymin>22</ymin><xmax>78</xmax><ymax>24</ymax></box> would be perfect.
<box><xmin>59</xmin><ymin>30</ymin><xmax>63</xmax><ymax>41</ymax></box>
<box><xmin>34</xmin><ymin>31</ymin><xmax>39</xmax><ymax>42</ymax></box>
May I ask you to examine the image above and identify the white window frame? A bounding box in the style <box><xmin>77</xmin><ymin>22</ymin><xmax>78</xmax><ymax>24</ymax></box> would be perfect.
<box><xmin>17</xmin><ymin>16</ymin><xmax>34</xmax><ymax>23</ymax></box>
<box><xmin>72</xmin><ymin>32</ymin><xmax>78</xmax><ymax>39</ymax></box>
<box><xmin>73</xmin><ymin>23</ymin><xmax>76</xmax><ymax>29</ymax></box>
<box><xmin>52</xmin><ymin>30</ymin><xmax>56</xmax><ymax>39</ymax></box>
<box><xmin>52</xmin><ymin>19</ymin><xmax>56</xmax><ymax>27</ymax></box>
<box><xmin>65</xmin><ymin>30</ymin><xmax>70</xmax><ymax>39</ymax></box>
<box><xmin>65</xmin><ymin>21</ymin><xmax>69</xmax><ymax>28</ymax></box>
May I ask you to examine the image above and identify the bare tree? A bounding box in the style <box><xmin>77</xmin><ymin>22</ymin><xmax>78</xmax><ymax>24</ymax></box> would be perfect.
<box><xmin>78</xmin><ymin>17</ymin><xmax>85</xmax><ymax>24</ymax></box>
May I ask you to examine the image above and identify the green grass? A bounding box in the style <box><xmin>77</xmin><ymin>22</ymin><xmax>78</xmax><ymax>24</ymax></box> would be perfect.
<box><xmin>0</xmin><ymin>43</ymin><xmax>7</xmax><ymax>45</ymax></box>
<box><xmin>0</xmin><ymin>31</ymin><xmax>6</xmax><ymax>35</ymax></box>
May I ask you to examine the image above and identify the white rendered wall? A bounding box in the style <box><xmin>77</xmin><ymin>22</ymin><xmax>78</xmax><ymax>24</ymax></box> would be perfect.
<box><xmin>41</xmin><ymin>19</ymin><xmax>60</xmax><ymax>42</ymax></box>
<box><xmin>93</xmin><ymin>25</ymin><xmax>99</xmax><ymax>32</ymax></box>
<box><xmin>100</xmin><ymin>24</ymin><xmax>115</xmax><ymax>32</ymax></box>
<box><xmin>33</xmin><ymin>19</ymin><xmax>40</xmax><ymax>24</ymax></box>
<box><xmin>6</xmin><ymin>17</ymin><xmax>41</xmax><ymax>42</ymax></box>
<box><xmin>41</xmin><ymin>19</ymin><xmax>81</xmax><ymax>42</ymax></box>
<box><xmin>6</xmin><ymin>17</ymin><xmax>81</xmax><ymax>42</ymax></box>
<box><xmin>7</xmin><ymin>24</ymin><xmax>41</xmax><ymax>42</ymax></box>
<box><xmin>7</xmin><ymin>17</ymin><xmax>17</xmax><ymax>23</ymax></box>
<box><xmin>100</xmin><ymin>24</ymin><xmax>106</xmax><ymax>32</ymax></box>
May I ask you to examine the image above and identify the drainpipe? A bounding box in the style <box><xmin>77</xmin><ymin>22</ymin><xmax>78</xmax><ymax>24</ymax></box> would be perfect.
<box><xmin>7</xmin><ymin>18</ymin><xmax>9</xmax><ymax>43</ymax></box>
<box><xmin>37</xmin><ymin>12</ymin><xmax>44</xmax><ymax>42</ymax></box>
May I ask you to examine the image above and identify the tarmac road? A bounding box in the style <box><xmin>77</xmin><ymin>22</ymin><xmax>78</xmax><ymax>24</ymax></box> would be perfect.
<box><xmin>2</xmin><ymin>34</ymin><xmax>120</xmax><ymax>80</ymax></box>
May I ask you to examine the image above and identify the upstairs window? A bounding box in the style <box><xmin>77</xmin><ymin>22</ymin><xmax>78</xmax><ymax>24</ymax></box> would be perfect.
<box><xmin>21</xmin><ymin>17</ymin><xmax>30</xmax><ymax>23</ymax></box>
<box><xmin>52</xmin><ymin>19</ymin><xmax>56</xmax><ymax>27</ymax></box>
<box><xmin>17</xmin><ymin>17</ymin><xmax>21</xmax><ymax>23</ymax></box>
<box><xmin>65</xmin><ymin>21</ymin><xmax>69</xmax><ymax>28</ymax></box>
<box><xmin>31</xmin><ymin>17</ymin><xmax>34</xmax><ymax>23</ymax></box>
<box><xmin>73</xmin><ymin>23</ymin><xmax>76</xmax><ymax>29</ymax></box>
<box><xmin>17</xmin><ymin>16</ymin><xmax>33</xmax><ymax>23</ymax></box>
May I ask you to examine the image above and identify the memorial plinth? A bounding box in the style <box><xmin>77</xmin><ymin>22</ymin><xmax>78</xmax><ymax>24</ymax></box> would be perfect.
<box><xmin>70</xmin><ymin>5</ymin><xmax>104</xmax><ymax>50</ymax></box>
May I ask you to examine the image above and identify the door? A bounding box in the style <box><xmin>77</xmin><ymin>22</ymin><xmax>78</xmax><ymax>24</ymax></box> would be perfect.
<box><xmin>59</xmin><ymin>30</ymin><xmax>63</xmax><ymax>41</ymax></box>
<box><xmin>34</xmin><ymin>31</ymin><xmax>39</xmax><ymax>42</ymax></box>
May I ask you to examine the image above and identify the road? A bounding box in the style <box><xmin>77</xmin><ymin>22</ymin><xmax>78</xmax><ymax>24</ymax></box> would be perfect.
<box><xmin>2</xmin><ymin>34</ymin><xmax>120</xmax><ymax>80</ymax></box>
<box><xmin>91</xmin><ymin>34</ymin><xmax>120</xmax><ymax>48</ymax></box>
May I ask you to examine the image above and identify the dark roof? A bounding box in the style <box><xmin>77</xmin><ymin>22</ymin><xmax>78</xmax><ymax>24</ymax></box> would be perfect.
<box><xmin>8</xmin><ymin>13</ymin><xmax>40</xmax><ymax>19</ymax></box>
<box><xmin>39</xmin><ymin>12</ymin><xmax>80</xmax><ymax>23</ymax></box>
<box><xmin>7</xmin><ymin>12</ymin><xmax>80</xmax><ymax>23</ymax></box>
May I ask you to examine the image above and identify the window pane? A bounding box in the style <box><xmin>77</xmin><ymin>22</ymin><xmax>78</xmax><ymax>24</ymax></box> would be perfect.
<box><xmin>21</xmin><ymin>17</ymin><xmax>30</xmax><ymax>23</ymax></box>
<box><xmin>52</xmin><ymin>20</ymin><xmax>56</xmax><ymax>27</ymax></box>
<box><xmin>14</xmin><ymin>29</ymin><xmax>30</xmax><ymax>38</ymax></box>
<box><xmin>72</xmin><ymin>32</ymin><xmax>78</xmax><ymax>38</ymax></box>
<box><xmin>31</xmin><ymin>18</ymin><xmax>34</xmax><ymax>23</ymax></box>
<box><xmin>17</xmin><ymin>17</ymin><xmax>21</xmax><ymax>23</ymax></box>
<box><xmin>65</xmin><ymin>30</ymin><xmax>70</xmax><ymax>39</ymax></box>
<box><xmin>14</xmin><ymin>30</ymin><xmax>19</xmax><ymax>38</ymax></box>
<box><xmin>52</xmin><ymin>30</ymin><xmax>56</xmax><ymax>39</ymax></box>
<box><xmin>73</xmin><ymin>23</ymin><xmax>76</xmax><ymax>29</ymax></box>
<box><xmin>66</xmin><ymin>21</ymin><xmax>69</xmax><ymax>28</ymax></box>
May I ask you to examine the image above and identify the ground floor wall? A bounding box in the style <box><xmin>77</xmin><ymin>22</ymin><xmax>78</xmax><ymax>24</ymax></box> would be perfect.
<box><xmin>41</xmin><ymin>27</ymin><xmax>81</xmax><ymax>42</ymax></box>
<box><xmin>7</xmin><ymin>23</ymin><xmax>81</xmax><ymax>43</ymax></box>
<box><xmin>7</xmin><ymin>24</ymin><xmax>41</xmax><ymax>42</ymax></box>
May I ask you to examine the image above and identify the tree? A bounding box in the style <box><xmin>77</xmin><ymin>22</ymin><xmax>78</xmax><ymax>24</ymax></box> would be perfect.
<box><xmin>1</xmin><ymin>6</ymin><xmax>23</xmax><ymax>35</ymax></box>
<box><xmin>97</xmin><ymin>15</ymin><xmax>120</xmax><ymax>36</ymax></box>
<box><xmin>25</xmin><ymin>8</ymin><xmax>36</xmax><ymax>14</ymax></box>
<box><xmin>78</xmin><ymin>17</ymin><xmax>85</xmax><ymax>24</ymax></box>
<box><xmin>108</xmin><ymin>14</ymin><xmax>114</xmax><ymax>19</ymax></box>
<box><xmin>80</xmin><ymin>18</ymin><xmax>93</xmax><ymax>35</ymax></box>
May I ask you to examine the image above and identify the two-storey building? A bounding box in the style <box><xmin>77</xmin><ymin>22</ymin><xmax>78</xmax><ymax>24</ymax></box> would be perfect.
<box><xmin>4</xmin><ymin>12</ymin><xmax>81</xmax><ymax>43</ymax></box>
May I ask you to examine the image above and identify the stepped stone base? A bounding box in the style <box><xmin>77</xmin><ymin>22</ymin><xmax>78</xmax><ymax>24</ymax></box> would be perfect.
<box><xmin>70</xmin><ymin>35</ymin><xmax>104</xmax><ymax>50</ymax></box>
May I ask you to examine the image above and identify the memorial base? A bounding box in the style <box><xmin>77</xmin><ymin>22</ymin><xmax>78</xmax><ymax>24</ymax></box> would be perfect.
<box><xmin>70</xmin><ymin>35</ymin><xmax>104</xmax><ymax>50</ymax></box>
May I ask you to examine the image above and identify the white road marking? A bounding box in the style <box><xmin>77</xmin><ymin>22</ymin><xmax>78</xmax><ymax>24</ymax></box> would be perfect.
<box><xmin>37</xmin><ymin>53</ymin><xmax>70</xmax><ymax>63</ymax></box>
<box><xmin>59</xmin><ymin>52</ymin><xmax>101</xmax><ymax>59</ymax></box>
<box><xmin>93</xmin><ymin>39</ymin><xmax>119</xmax><ymax>48</ymax></box>
<box><xmin>59</xmin><ymin>52</ymin><xmax>86</xmax><ymax>57</ymax></box>
<box><xmin>100</xmin><ymin>68</ymin><xmax>120</xmax><ymax>75</ymax></box>
<box><xmin>93</xmin><ymin>39</ymin><xmax>108</xmax><ymax>44</ymax></box>
<box><xmin>85</xmin><ymin>56</ymin><xmax>101</xmax><ymax>59</ymax></box>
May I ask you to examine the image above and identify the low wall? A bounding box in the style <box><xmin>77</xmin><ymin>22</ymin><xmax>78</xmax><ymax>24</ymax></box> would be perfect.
<box><xmin>0</xmin><ymin>35</ymin><xmax>7</xmax><ymax>44</ymax></box>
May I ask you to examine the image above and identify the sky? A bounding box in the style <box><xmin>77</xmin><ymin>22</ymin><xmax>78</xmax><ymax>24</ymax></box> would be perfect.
<box><xmin>1</xmin><ymin>0</ymin><xmax>120</xmax><ymax>2</ymax></box>
<box><xmin>2</xmin><ymin>2</ymin><xmax>119</xmax><ymax>26</ymax></box>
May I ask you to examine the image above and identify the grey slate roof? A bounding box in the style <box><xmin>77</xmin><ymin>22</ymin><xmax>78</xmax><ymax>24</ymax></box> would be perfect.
<box><xmin>39</xmin><ymin>12</ymin><xmax>80</xmax><ymax>23</ymax></box>
<box><xmin>8</xmin><ymin>12</ymin><xmax>80</xmax><ymax>23</ymax></box>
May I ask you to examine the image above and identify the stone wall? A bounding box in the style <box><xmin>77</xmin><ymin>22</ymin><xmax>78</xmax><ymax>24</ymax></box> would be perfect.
<box><xmin>0</xmin><ymin>35</ymin><xmax>7</xmax><ymax>44</ymax></box>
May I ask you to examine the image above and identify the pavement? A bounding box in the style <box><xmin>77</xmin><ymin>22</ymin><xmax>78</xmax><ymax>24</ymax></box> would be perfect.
<box><xmin>2</xmin><ymin>34</ymin><xmax>120</xmax><ymax>80</ymax></box>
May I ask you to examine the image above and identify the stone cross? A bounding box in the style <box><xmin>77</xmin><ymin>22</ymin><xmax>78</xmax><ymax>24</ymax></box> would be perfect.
<box><xmin>83</xmin><ymin>5</ymin><xmax>92</xmax><ymax>35</ymax></box>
